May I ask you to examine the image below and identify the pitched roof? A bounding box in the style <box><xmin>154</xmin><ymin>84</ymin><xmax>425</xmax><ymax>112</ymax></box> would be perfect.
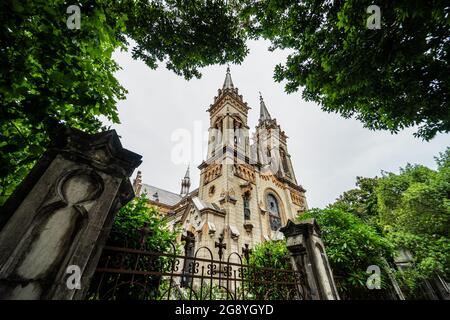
<box><xmin>192</xmin><ymin>197</ymin><xmax>222</xmax><ymax>212</ymax></box>
<box><xmin>141</xmin><ymin>184</ymin><xmax>182</xmax><ymax>206</ymax></box>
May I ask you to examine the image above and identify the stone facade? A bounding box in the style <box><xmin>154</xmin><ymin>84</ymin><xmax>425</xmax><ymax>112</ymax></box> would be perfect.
<box><xmin>135</xmin><ymin>68</ymin><xmax>308</xmax><ymax>262</ymax></box>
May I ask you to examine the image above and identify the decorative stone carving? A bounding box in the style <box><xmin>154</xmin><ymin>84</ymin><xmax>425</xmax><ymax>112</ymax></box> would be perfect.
<box><xmin>229</xmin><ymin>225</ymin><xmax>240</xmax><ymax>240</ymax></box>
<box><xmin>0</xmin><ymin>127</ymin><xmax>141</xmax><ymax>300</ymax></box>
<box><xmin>260</xmin><ymin>173</ymin><xmax>285</xmax><ymax>189</ymax></box>
<box><xmin>219</xmin><ymin>188</ymin><xmax>237</xmax><ymax>205</ymax></box>
<box><xmin>203</xmin><ymin>164</ymin><xmax>222</xmax><ymax>185</ymax></box>
<box><xmin>290</xmin><ymin>189</ymin><xmax>304</xmax><ymax>207</ymax></box>
<box><xmin>234</xmin><ymin>164</ymin><xmax>256</xmax><ymax>183</ymax></box>
<box><xmin>243</xmin><ymin>222</ymin><xmax>253</xmax><ymax>233</ymax></box>
<box><xmin>239</xmin><ymin>181</ymin><xmax>253</xmax><ymax>194</ymax></box>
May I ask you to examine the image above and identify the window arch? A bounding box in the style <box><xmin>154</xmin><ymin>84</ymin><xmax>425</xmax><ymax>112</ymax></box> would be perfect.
<box><xmin>266</xmin><ymin>193</ymin><xmax>281</xmax><ymax>231</ymax></box>
<box><xmin>243</xmin><ymin>192</ymin><xmax>251</xmax><ymax>220</ymax></box>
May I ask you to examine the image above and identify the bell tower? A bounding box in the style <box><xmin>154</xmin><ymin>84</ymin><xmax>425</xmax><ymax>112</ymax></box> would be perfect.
<box><xmin>205</xmin><ymin>66</ymin><xmax>251</xmax><ymax>162</ymax></box>
<box><xmin>255</xmin><ymin>93</ymin><xmax>298</xmax><ymax>184</ymax></box>
<box><xmin>197</xmin><ymin>67</ymin><xmax>255</xmax><ymax>257</ymax></box>
<box><xmin>194</xmin><ymin>67</ymin><xmax>307</xmax><ymax>261</ymax></box>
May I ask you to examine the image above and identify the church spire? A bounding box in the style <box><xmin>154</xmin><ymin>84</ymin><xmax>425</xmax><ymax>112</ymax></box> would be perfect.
<box><xmin>223</xmin><ymin>65</ymin><xmax>234</xmax><ymax>89</ymax></box>
<box><xmin>180</xmin><ymin>166</ymin><xmax>191</xmax><ymax>196</ymax></box>
<box><xmin>259</xmin><ymin>92</ymin><xmax>271</xmax><ymax>121</ymax></box>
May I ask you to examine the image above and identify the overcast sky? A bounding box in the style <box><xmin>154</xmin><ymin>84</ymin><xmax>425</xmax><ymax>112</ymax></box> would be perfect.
<box><xmin>109</xmin><ymin>40</ymin><xmax>449</xmax><ymax>209</ymax></box>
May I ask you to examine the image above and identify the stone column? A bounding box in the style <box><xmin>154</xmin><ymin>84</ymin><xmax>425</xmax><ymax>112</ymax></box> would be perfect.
<box><xmin>0</xmin><ymin>127</ymin><xmax>141</xmax><ymax>300</ymax></box>
<box><xmin>280</xmin><ymin>219</ymin><xmax>340</xmax><ymax>300</ymax></box>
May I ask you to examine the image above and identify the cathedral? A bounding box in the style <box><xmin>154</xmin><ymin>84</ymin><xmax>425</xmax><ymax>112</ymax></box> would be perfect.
<box><xmin>132</xmin><ymin>67</ymin><xmax>308</xmax><ymax>260</ymax></box>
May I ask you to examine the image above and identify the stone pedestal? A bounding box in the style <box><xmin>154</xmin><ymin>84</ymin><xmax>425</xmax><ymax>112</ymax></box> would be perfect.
<box><xmin>0</xmin><ymin>127</ymin><xmax>141</xmax><ymax>300</ymax></box>
<box><xmin>280</xmin><ymin>219</ymin><xmax>340</xmax><ymax>300</ymax></box>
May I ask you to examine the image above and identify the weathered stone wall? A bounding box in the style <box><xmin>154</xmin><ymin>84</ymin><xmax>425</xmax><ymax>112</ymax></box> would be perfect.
<box><xmin>0</xmin><ymin>127</ymin><xmax>141</xmax><ymax>300</ymax></box>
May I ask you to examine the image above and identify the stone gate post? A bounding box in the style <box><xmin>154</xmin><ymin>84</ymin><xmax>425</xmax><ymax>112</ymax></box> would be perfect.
<box><xmin>0</xmin><ymin>127</ymin><xmax>141</xmax><ymax>300</ymax></box>
<box><xmin>280</xmin><ymin>219</ymin><xmax>340</xmax><ymax>300</ymax></box>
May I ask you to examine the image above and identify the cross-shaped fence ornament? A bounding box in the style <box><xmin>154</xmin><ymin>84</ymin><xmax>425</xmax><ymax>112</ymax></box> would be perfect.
<box><xmin>181</xmin><ymin>232</ymin><xmax>195</xmax><ymax>252</ymax></box>
<box><xmin>242</xmin><ymin>243</ymin><xmax>252</xmax><ymax>262</ymax></box>
<box><xmin>215</xmin><ymin>233</ymin><xmax>226</xmax><ymax>261</ymax></box>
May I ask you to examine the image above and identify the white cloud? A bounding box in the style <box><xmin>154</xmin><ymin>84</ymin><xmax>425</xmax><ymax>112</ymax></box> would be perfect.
<box><xmin>108</xmin><ymin>40</ymin><xmax>449</xmax><ymax>208</ymax></box>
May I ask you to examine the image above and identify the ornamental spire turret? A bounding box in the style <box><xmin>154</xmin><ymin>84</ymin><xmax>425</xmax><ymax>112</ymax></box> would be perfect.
<box><xmin>180</xmin><ymin>166</ymin><xmax>191</xmax><ymax>196</ymax></box>
<box><xmin>259</xmin><ymin>92</ymin><xmax>271</xmax><ymax>121</ymax></box>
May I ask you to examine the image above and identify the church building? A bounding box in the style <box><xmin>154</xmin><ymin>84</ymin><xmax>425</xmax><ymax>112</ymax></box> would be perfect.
<box><xmin>132</xmin><ymin>67</ymin><xmax>308</xmax><ymax>261</ymax></box>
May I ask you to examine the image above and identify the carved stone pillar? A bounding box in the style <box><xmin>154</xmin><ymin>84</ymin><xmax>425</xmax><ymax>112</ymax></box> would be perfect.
<box><xmin>280</xmin><ymin>219</ymin><xmax>340</xmax><ymax>300</ymax></box>
<box><xmin>0</xmin><ymin>127</ymin><xmax>141</xmax><ymax>300</ymax></box>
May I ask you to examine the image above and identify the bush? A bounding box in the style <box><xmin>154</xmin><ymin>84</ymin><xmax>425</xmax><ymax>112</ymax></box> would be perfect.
<box><xmin>245</xmin><ymin>240</ymin><xmax>296</xmax><ymax>299</ymax></box>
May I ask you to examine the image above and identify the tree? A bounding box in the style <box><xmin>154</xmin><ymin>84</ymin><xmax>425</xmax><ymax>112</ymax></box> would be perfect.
<box><xmin>376</xmin><ymin>153</ymin><xmax>450</xmax><ymax>283</ymax></box>
<box><xmin>327</xmin><ymin>148</ymin><xmax>450</xmax><ymax>296</ymax></box>
<box><xmin>0</xmin><ymin>0</ymin><xmax>247</xmax><ymax>205</ymax></box>
<box><xmin>240</xmin><ymin>0</ymin><xmax>450</xmax><ymax>140</ymax></box>
<box><xmin>333</xmin><ymin>176</ymin><xmax>379</xmax><ymax>222</ymax></box>
<box><xmin>298</xmin><ymin>208</ymin><xmax>396</xmax><ymax>299</ymax></box>
<box><xmin>87</xmin><ymin>193</ymin><xmax>180</xmax><ymax>300</ymax></box>
<box><xmin>109</xmin><ymin>193</ymin><xmax>179</xmax><ymax>252</ymax></box>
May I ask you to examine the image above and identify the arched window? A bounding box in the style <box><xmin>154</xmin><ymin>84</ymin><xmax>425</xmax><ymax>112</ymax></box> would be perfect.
<box><xmin>267</xmin><ymin>194</ymin><xmax>279</xmax><ymax>215</ymax></box>
<box><xmin>267</xmin><ymin>193</ymin><xmax>281</xmax><ymax>230</ymax></box>
<box><xmin>243</xmin><ymin>193</ymin><xmax>251</xmax><ymax>220</ymax></box>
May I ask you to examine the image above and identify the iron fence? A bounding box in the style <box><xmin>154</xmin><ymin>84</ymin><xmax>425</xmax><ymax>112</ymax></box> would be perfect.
<box><xmin>87</xmin><ymin>241</ymin><xmax>308</xmax><ymax>300</ymax></box>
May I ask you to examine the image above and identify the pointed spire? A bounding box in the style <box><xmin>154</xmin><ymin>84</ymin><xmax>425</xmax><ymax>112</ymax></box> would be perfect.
<box><xmin>259</xmin><ymin>92</ymin><xmax>271</xmax><ymax>121</ymax></box>
<box><xmin>180</xmin><ymin>165</ymin><xmax>191</xmax><ymax>196</ymax></box>
<box><xmin>223</xmin><ymin>65</ymin><xmax>234</xmax><ymax>89</ymax></box>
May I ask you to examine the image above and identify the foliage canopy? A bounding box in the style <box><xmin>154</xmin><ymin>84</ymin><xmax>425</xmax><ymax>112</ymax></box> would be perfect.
<box><xmin>0</xmin><ymin>0</ymin><xmax>247</xmax><ymax>204</ymax></box>
<box><xmin>241</xmin><ymin>0</ymin><xmax>450</xmax><ymax>140</ymax></box>
<box><xmin>304</xmin><ymin>147</ymin><xmax>450</xmax><ymax>298</ymax></box>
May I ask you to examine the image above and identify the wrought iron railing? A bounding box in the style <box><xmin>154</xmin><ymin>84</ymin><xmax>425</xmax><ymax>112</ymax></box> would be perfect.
<box><xmin>87</xmin><ymin>242</ymin><xmax>308</xmax><ymax>300</ymax></box>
